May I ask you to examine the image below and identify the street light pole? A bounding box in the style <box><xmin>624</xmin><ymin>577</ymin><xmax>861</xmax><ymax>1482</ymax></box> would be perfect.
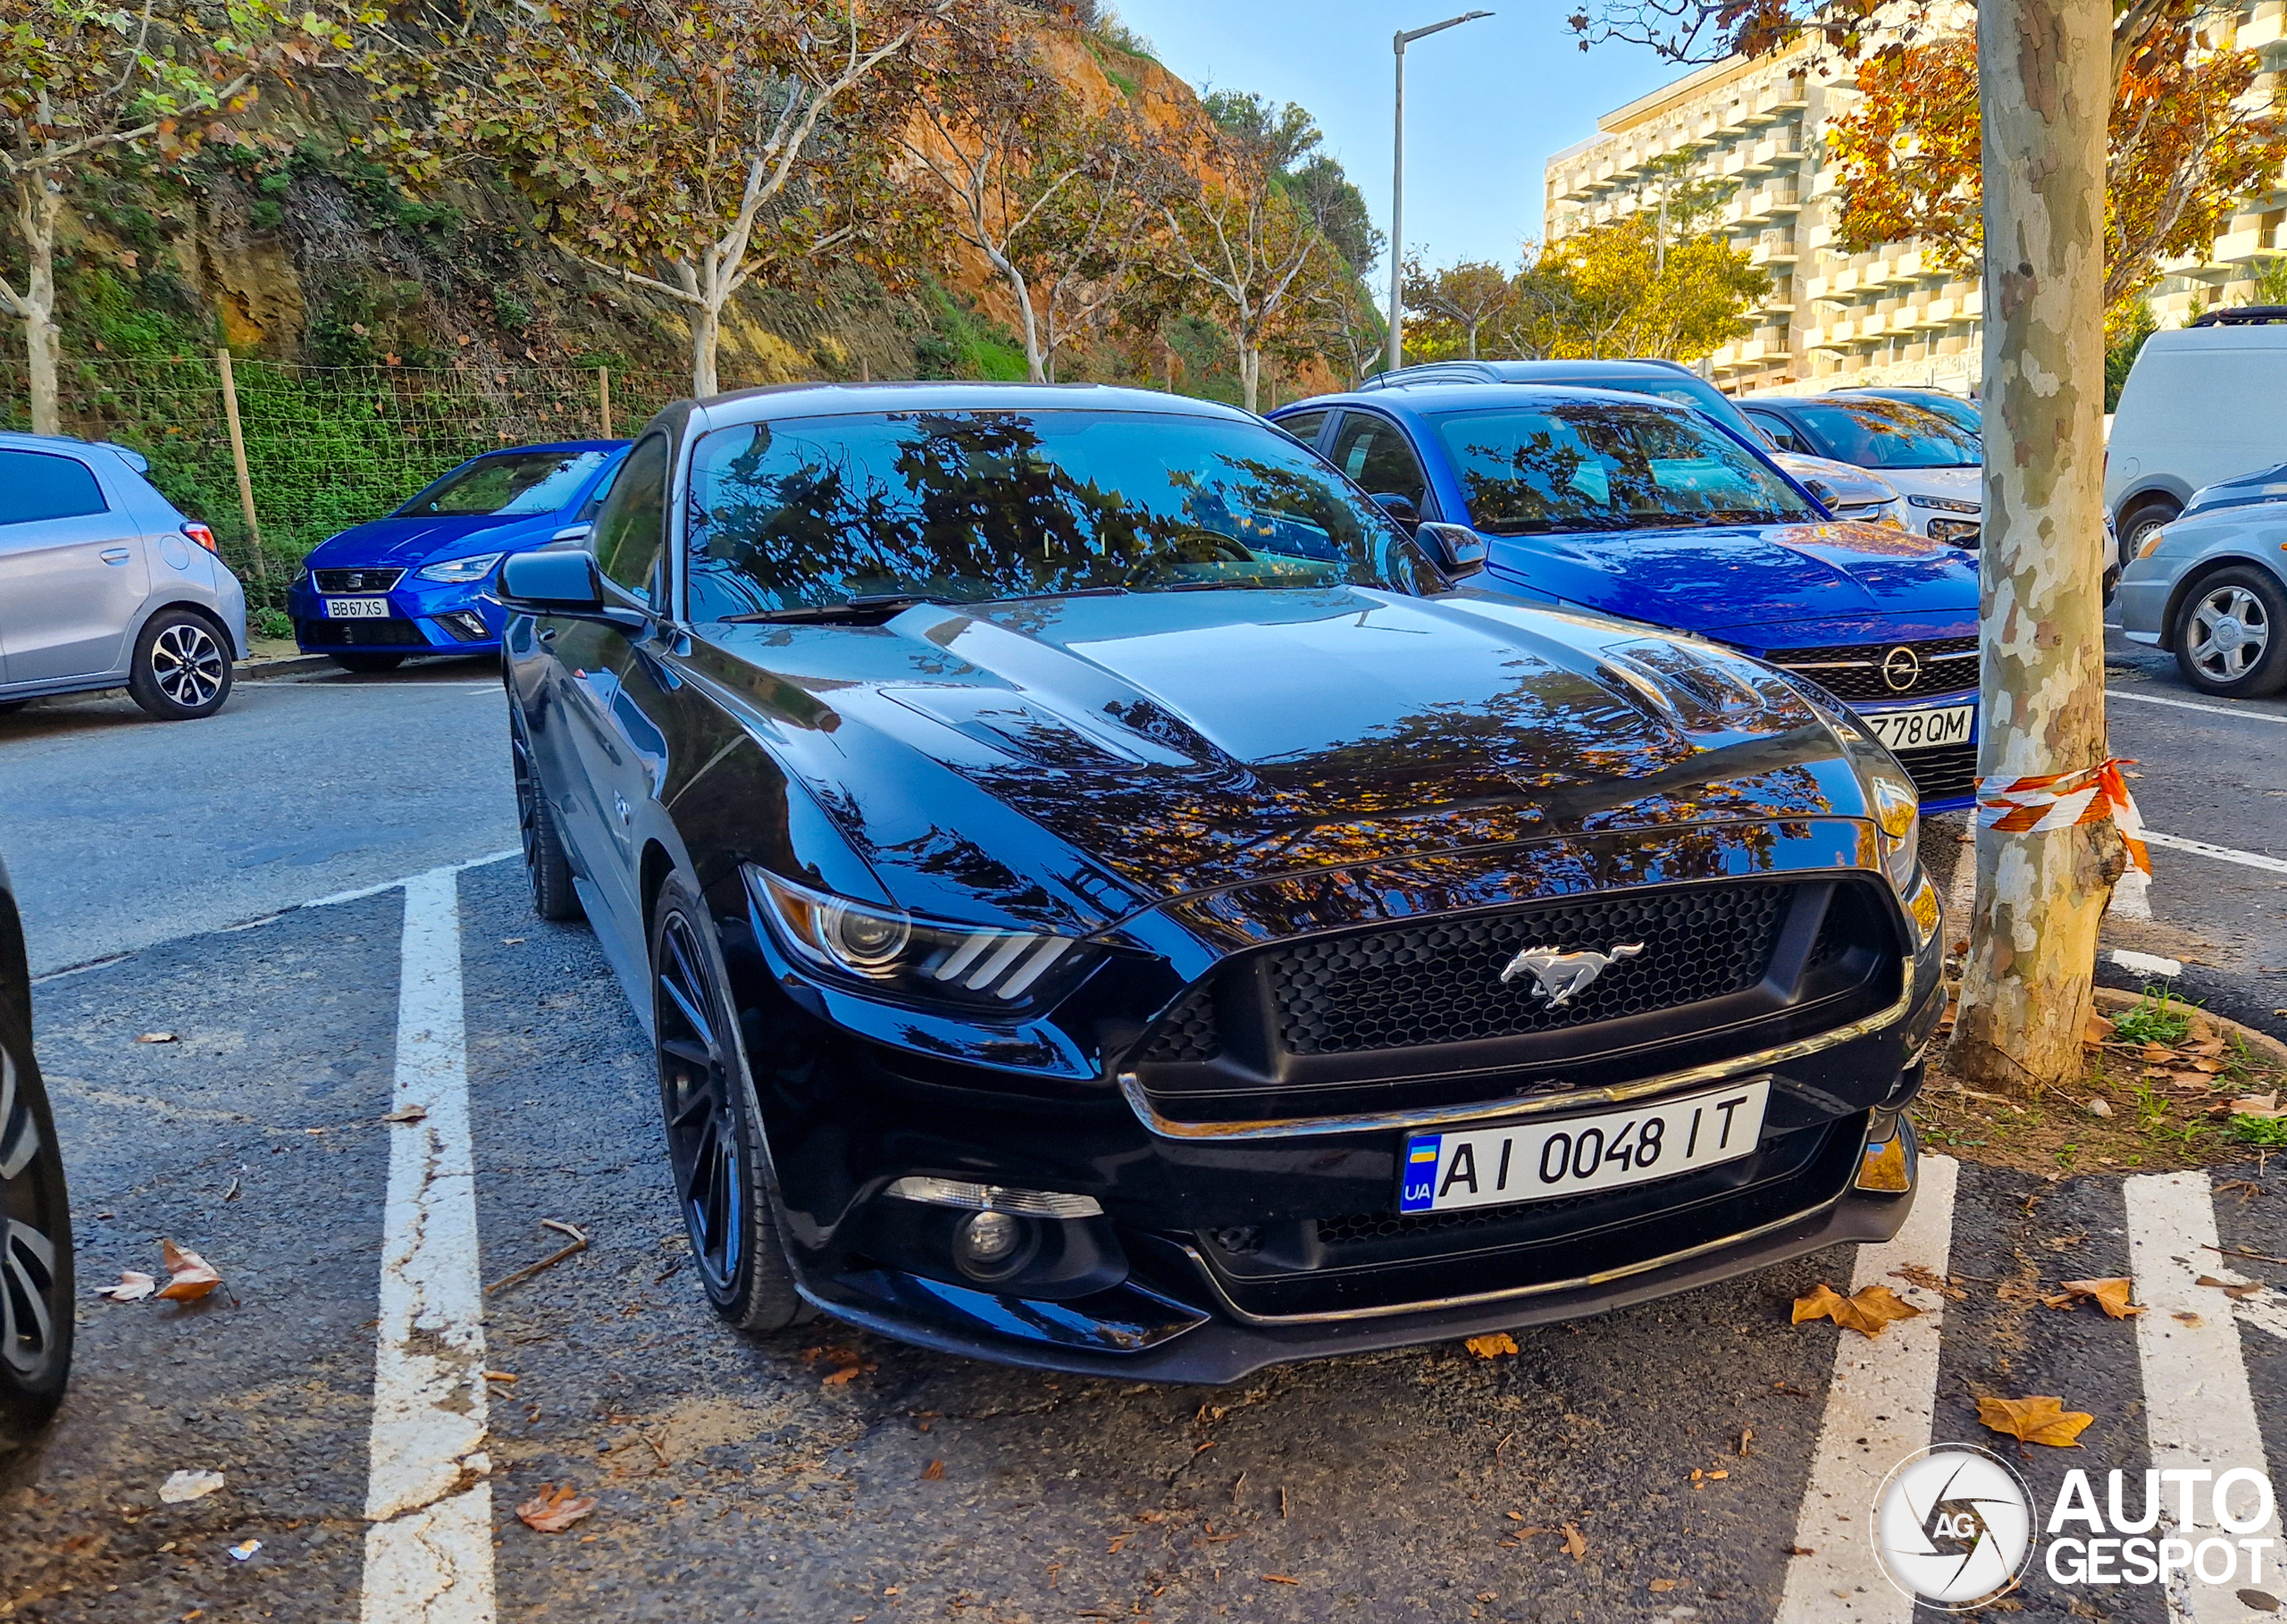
<box><xmin>1387</xmin><ymin>11</ymin><xmax>1493</xmax><ymax>377</ymax></box>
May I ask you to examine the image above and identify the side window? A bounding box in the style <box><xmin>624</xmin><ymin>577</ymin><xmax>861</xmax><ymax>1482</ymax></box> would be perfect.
<box><xmin>1274</xmin><ymin>410</ymin><xmax>1330</xmax><ymax>450</ymax></box>
<box><xmin>591</xmin><ymin>435</ymin><xmax>669</xmax><ymax>607</ymax></box>
<box><xmin>576</xmin><ymin>460</ymin><xmax>624</xmax><ymax>523</ymax></box>
<box><xmin>1745</xmin><ymin>408</ymin><xmax>1805</xmax><ymax>456</ymax></box>
<box><xmin>1328</xmin><ymin>413</ymin><xmax>1432</xmax><ymax>515</ymax></box>
<box><xmin>0</xmin><ymin>450</ymin><xmax>109</xmax><ymax>525</ymax></box>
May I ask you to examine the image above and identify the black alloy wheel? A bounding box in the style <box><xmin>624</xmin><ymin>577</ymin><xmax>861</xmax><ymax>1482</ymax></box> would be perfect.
<box><xmin>649</xmin><ymin>877</ymin><xmax>809</xmax><ymax>1332</ymax></box>
<box><xmin>510</xmin><ymin>703</ymin><xmax>581</xmax><ymax>922</ymax></box>
<box><xmin>127</xmin><ymin>608</ymin><xmax>231</xmax><ymax>720</ymax></box>
<box><xmin>1</xmin><ymin>1008</ymin><xmax>72</xmax><ymax>1445</ymax></box>
<box><xmin>329</xmin><ymin>652</ymin><xmax>406</xmax><ymax>674</ymax></box>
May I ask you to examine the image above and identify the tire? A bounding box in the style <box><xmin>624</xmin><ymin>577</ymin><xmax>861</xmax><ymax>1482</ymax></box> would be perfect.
<box><xmin>510</xmin><ymin>703</ymin><xmax>582</xmax><ymax>923</ymax></box>
<box><xmin>2120</xmin><ymin>497</ymin><xmax>2180</xmax><ymax>561</ymax></box>
<box><xmin>328</xmin><ymin>652</ymin><xmax>406</xmax><ymax>674</ymax></box>
<box><xmin>649</xmin><ymin>875</ymin><xmax>812</xmax><ymax>1333</ymax></box>
<box><xmin>126</xmin><ymin>608</ymin><xmax>231</xmax><ymax>720</ymax></box>
<box><xmin>2172</xmin><ymin>565</ymin><xmax>2287</xmax><ymax>698</ymax></box>
<box><xmin>0</xmin><ymin>701</ymin><xmax>28</xmax><ymax>716</ymax></box>
<box><xmin>1</xmin><ymin>991</ymin><xmax>73</xmax><ymax>1449</ymax></box>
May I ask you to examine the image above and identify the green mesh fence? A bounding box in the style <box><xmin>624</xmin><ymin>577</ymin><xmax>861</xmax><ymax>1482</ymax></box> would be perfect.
<box><xmin>1</xmin><ymin>356</ymin><xmax>687</xmax><ymax>606</ymax></box>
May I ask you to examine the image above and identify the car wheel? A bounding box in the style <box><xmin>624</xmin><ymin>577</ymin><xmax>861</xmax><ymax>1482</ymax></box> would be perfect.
<box><xmin>650</xmin><ymin>875</ymin><xmax>812</xmax><ymax>1334</ymax></box>
<box><xmin>0</xmin><ymin>701</ymin><xmax>27</xmax><ymax>716</ymax></box>
<box><xmin>510</xmin><ymin>704</ymin><xmax>582</xmax><ymax>923</ymax></box>
<box><xmin>2120</xmin><ymin>498</ymin><xmax>2180</xmax><ymax>560</ymax></box>
<box><xmin>126</xmin><ymin>608</ymin><xmax>232</xmax><ymax>720</ymax></box>
<box><xmin>328</xmin><ymin>653</ymin><xmax>406</xmax><ymax>674</ymax></box>
<box><xmin>1</xmin><ymin>1009</ymin><xmax>73</xmax><ymax>1448</ymax></box>
<box><xmin>2172</xmin><ymin>565</ymin><xmax>2287</xmax><ymax>698</ymax></box>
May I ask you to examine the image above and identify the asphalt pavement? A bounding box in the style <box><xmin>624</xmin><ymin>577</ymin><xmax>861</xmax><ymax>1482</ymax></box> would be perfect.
<box><xmin>2</xmin><ymin>649</ymin><xmax>2284</xmax><ymax>1623</ymax></box>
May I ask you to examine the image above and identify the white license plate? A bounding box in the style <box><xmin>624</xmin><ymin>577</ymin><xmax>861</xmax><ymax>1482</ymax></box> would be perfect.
<box><xmin>1864</xmin><ymin>703</ymin><xmax>1974</xmax><ymax>751</ymax></box>
<box><xmin>1397</xmin><ymin>1079</ymin><xmax>1771</xmax><ymax>1214</ymax></box>
<box><xmin>323</xmin><ymin>597</ymin><xmax>392</xmax><ymax>620</ymax></box>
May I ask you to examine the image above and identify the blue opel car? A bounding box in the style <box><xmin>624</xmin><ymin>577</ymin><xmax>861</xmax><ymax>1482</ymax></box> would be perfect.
<box><xmin>1270</xmin><ymin>382</ymin><xmax>1983</xmax><ymax>809</ymax></box>
<box><xmin>289</xmin><ymin>439</ymin><xmax>627</xmax><ymax>671</ymax></box>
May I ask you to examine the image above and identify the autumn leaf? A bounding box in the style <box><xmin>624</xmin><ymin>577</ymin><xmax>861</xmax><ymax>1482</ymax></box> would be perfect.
<box><xmin>1793</xmin><ymin>1282</ymin><xmax>1923</xmax><ymax>1337</ymax></box>
<box><xmin>1260</xmin><ymin>1573</ymin><xmax>1300</xmax><ymax>1585</ymax></box>
<box><xmin>381</xmin><ymin>1104</ymin><xmax>428</xmax><ymax>1125</ymax></box>
<box><xmin>1561</xmin><ymin>1522</ymin><xmax>1587</xmax><ymax>1561</ymax></box>
<box><xmin>157</xmin><ymin>1240</ymin><xmax>221</xmax><ymax>1302</ymax></box>
<box><xmin>1977</xmin><ymin>1394</ymin><xmax>2096</xmax><ymax>1448</ymax></box>
<box><xmin>2197</xmin><ymin>1274</ymin><xmax>2263</xmax><ymax>1302</ymax></box>
<box><xmin>920</xmin><ymin>1460</ymin><xmax>943</xmax><ymax>1481</ymax></box>
<box><xmin>97</xmin><ymin>1271</ymin><xmax>156</xmax><ymax>1302</ymax></box>
<box><xmin>1649</xmin><ymin>1578</ymin><xmax>1680</xmax><ymax>1592</ymax></box>
<box><xmin>1465</xmin><ymin>1333</ymin><xmax>1519</xmax><ymax>1359</ymax></box>
<box><xmin>515</xmin><ymin>1483</ymin><xmax>598</xmax><ymax>1532</ymax></box>
<box><xmin>2055</xmin><ymin>1277</ymin><xmax>2146</xmax><ymax>1318</ymax></box>
<box><xmin>2082</xmin><ymin>1013</ymin><xmax>2114</xmax><ymax>1048</ymax></box>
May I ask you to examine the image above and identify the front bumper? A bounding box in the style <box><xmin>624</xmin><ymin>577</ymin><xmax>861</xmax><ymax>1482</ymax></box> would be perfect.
<box><xmin>287</xmin><ymin>574</ymin><xmax>506</xmax><ymax>656</ymax></box>
<box><xmin>725</xmin><ymin>842</ymin><xmax>1949</xmax><ymax>1383</ymax></box>
<box><xmin>2114</xmin><ymin>557</ymin><xmax>2177</xmax><ymax>647</ymax></box>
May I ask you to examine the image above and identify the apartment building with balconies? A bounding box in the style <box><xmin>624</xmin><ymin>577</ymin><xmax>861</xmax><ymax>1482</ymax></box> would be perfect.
<box><xmin>1541</xmin><ymin>4</ymin><xmax>2287</xmax><ymax>396</ymax></box>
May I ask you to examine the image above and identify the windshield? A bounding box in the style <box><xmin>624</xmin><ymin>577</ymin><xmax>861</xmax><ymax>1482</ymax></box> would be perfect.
<box><xmin>398</xmin><ymin>450</ymin><xmax>612</xmax><ymax>517</ymax></box>
<box><xmin>1789</xmin><ymin>401</ymin><xmax>1979</xmax><ymax>469</ymax></box>
<box><xmin>1521</xmin><ymin>375</ymin><xmax>1761</xmax><ymax>442</ymax></box>
<box><xmin>1431</xmin><ymin>401</ymin><xmax>1819</xmax><ymax>535</ymax></box>
<box><xmin>684</xmin><ymin>409</ymin><xmax>1404</xmax><ymax>618</ymax></box>
<box><xmin>1872</xmin><ymin>392</ymin><xmax>1982</xmax><ymax>438</ymax></box>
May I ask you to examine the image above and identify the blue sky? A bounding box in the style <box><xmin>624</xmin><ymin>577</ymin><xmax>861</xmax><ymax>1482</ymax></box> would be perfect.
<box><xmin>1118</xmin><ymin>2</ymin><xmax>1685</xmax><ymax>281</ymax></box>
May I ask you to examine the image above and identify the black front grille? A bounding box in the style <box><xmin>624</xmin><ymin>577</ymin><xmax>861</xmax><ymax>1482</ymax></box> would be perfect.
<box><xmin>312</xmin><ymin>567</ymin><xmax>406</xmax><ymax>594</ymax></box>
<box><xmin>1894</xmin><ymin>740</ymin><xmax>1979</xmax><ymax>802</ymax></box>
<box><xmin>1763</xmin><ymin>636</ymin><xmax>1978</xmax><ymax>703</ymax></box>
<box><xmin>1143</xmin><ymin>983</ymin><xmax>1221</xmax><ymax>1062</ymax></box>
<box><xmin>299</xmin><ymin>617</ymin><xmax>427</xmax><ymax>648</ymax></box>
<box><xmin>1270</xmin><ymin>884</ymin><xmax>1789</xmax><ymax>1057</ymax></box>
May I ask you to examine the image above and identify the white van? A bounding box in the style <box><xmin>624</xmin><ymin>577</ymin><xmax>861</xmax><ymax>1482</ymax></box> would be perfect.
<box><xmin>2107</xmin><ymin>314</ymin><xmax>2287</xmax><ymax>557</ymax></box>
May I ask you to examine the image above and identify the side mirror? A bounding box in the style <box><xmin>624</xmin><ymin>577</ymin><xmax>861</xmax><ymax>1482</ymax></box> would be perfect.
<box><xmin>1415</xmin><ymin>522</ymin><xmax>1487</xmax><ymax>580</ymax></box>
<box><xmin>1372</xmin><ymin>492</ymin><xmax>1422</xmax><ymax>530</ymax></box>
<box><xmin>496</xmin><ymin>549</ymin><xmax>649</xmax><ymax>633</ymax></box>
<box><xmin>549</xmin><ymin>522</ymin><xmax>594</xmax><ymax>545</ymax></box>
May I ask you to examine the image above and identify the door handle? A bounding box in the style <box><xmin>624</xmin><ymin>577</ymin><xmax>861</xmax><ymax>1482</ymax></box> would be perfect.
<box><xmin>100</xmin><ymin>547</ymin><xmax>132</xmax><ymax>565</ymax></box>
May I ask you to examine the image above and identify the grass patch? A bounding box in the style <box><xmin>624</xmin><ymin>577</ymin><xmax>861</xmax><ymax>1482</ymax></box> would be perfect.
<box><xmin>2107</xmin><ymin>983</ymin><xmax>2194</xmax><ymax>1046</ymax></box>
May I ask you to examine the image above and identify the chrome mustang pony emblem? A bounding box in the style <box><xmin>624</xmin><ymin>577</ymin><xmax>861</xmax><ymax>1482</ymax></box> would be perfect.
<box><xmin>1499</xmin><ymin>942</ymin><xmax>1645</xmax><ymax>1008</ymax></box>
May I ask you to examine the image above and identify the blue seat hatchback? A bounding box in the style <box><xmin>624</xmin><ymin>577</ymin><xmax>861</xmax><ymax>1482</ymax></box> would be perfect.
<box><xmin>289</xmin><ymin>439</ymin><xmax>628</xmax><ymax>671</ymax></box>
<box><xmin>1270</xmin><ymin>382</ymin><xmax>1983</xmax><ymax>809</ymax></box>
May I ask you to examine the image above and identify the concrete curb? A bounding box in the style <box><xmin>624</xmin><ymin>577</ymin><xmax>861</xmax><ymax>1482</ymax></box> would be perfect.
<box><xmin>238</xmin><ymin>653</ymin><xmax>336</xmax><ymax>680</ymax></box>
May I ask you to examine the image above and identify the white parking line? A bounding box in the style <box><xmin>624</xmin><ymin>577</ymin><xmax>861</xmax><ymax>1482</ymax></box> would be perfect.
<box><xmin>2142</xmin><ymin>830</ymin><xmax>2287</xmax><ymax>875</ymax></box>
<box><xmin>2110</xmin><ymin>688</ymin><xmax>2287</xmax><ymax>725</ymax></box>
<box><xmin>1776</xmin><ymin>1154</ymin><xmax>1960</xmax><ymax>1624</ymax></box>
<box><xmin>2124</xmin><ymin>1172</ymin><xmax>2280</xmax><ymax>1623</ymax></box>
<box><xmin>361</xmin><ymin>866</ymin><xmax>496</xmax><ymax>1624</ymax></box>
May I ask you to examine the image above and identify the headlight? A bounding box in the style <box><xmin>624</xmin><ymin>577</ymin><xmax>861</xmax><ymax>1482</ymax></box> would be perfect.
<box><xmin>2136</xmin><ymin>528</ymin><xmax>2168</xmax><ymax>561</ymax></box>
<box><xmin>1864</xmin><ymin>759</ymin><xmax>1922</xmax><ymax>891</ymax></box>
<box><xmin>744</xmin><ymin>866</ymin><xmax>1103</xmax><ymax>1011</ymax></box>
<box><xmin>1907</xmin><ymin>494</ymin><xmax>1981</xmax><ymax>515</ymax></box>
<box><xmin>417</xmin><ymin>552</ymin><xmax>504</xmax><ymax>584</ymax></box>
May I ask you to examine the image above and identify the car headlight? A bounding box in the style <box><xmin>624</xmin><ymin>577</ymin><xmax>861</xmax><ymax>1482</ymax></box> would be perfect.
<box><xmin>2136</xmin><ymin>528</ymin><xmax>2169</xmax><ymax>561</ymax></box>
<box><xmin>1907</xmin><ymin>494</ymin><xmax>1981</xmax><ymax>515</ymax></box>
<box><xmin>1864</xmin><ymin>758</ymin><xmax>1921</xmax><ymax>891</ymax></box>
<box><xmin>744</xmin><ymin>865</ymin><xmax>1104</xmax><ymax>1011</ymax></box>
<box><xmin>417</xmin><ymin>552</ymin><xmax>504</xmax><ymax>584</ymax></box>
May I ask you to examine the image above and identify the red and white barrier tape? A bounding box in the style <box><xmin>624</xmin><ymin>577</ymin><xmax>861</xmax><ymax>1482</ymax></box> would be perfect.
<box><xmin>1975</xmin><ymin>757</ymin><xmax>2151</xmax><ymax>915</ymax></box>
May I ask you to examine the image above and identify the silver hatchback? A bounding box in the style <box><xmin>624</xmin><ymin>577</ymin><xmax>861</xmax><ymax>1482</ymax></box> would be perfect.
<box><xmin>0</xmin><ymin>432</ymin><xmax>247</xmax><ymax>720</ymax></box>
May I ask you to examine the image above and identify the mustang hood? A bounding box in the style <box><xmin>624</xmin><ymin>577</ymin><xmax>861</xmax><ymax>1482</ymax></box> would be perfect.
<box><xmin>307</xmin><ymin>513</ymin><xmax>539</xmax><ymax>566</ymax></box>
<box><xmin>694</xmin><ymin>588</ymin><xmax>1865</xmax><ymax>928</ymax></box>
<box><xmin>1488</xmin><ymin>520</ymin><xmax>1977</xmax><ymax>636</ymax></box>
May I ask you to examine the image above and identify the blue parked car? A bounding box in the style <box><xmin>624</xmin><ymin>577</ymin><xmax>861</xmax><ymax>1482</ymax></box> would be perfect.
<box><xmin>289</xmin><ymin>440</ymin><xmax>627</xmax><ymax>671</ymax></box>
<box><xmin>1270</xmin><ymin>382</ymin><xmax>1983</xmax><ymax>809</ymax></box>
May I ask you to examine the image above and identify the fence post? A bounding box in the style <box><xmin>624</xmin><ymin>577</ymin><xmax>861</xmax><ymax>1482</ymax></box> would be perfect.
<box><xmin>214</xmin><ymin>349</ymin><xmax>267</xmax><ymax>585</ymax></box>
<box><xmin>597</xmin><ymin>366</ymin><xmax>612</xmax><ymax>439</ymax></box>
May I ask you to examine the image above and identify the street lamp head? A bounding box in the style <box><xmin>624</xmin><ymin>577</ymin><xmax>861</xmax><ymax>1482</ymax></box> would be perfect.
<box><xmin>1396</xmin><ymin>10</ymin><xmax>1495</xmax><ymax>49</ymax></box>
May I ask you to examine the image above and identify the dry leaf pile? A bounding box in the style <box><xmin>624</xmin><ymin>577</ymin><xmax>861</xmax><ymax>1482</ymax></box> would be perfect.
<box><xmin>1977</xmin><ymin>1394</ymin><xmax>2095</xmax><ymax>1448</ymax></box>
<box><xmin>97</xmin><ymin>1242</ymin><xmax>222</xmax><ymax>1305</ymax></box>
<box><xmin>1792</xmin><ymin>1282</ymin><xmax>1924</xmax><ymax>1337</ymax></box>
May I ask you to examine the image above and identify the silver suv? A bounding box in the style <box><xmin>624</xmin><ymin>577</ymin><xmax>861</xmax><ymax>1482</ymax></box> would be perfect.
<box><xmin>0</xmin><ymin>431</ymin><xmax>247</xmax><ymax>721</ymax></box>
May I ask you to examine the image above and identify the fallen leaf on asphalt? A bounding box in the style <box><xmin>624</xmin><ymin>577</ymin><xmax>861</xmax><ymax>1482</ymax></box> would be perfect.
<box><xmin>159</xmin><ymin>1470</ymin><xmax>225</xmax><ymax>1503</ymax></box>
<box><xmin>1789</xmin><ymin>1545</ymin><xmax>1815</xmax><ymax>1557</ymax></box>
<box><xmin>1107</xmin><ymin>1533</ymin><xmax>1131</xmax><ymax>1553</ymax></box>
<box><xmin>821</xmin><ymin>1360</ymin><xmax>874</xmax><ymax>1387</ymax></box>
<box><xmin>1793</xmin><ymin>1282</ymin><xmax>1923</xmax><ymax>1337</ymax></box>
<box><xmin>381</xmin><ymin>1104</ymin><xmax>428</xmax><ymax>1125</ymax></box>
<box><xmin>920</xmin><ymin>1460</ymin><xmax>943</xmax><ymax>1481</ymax></box>
<box><xmin>2197</xmin><ymin>1274</ymin><xmax>2264</xmax><ymax>1302</ymax></box>
<box><xmin>2236</xmin><ymin>1587</ymin><xmax>2280</xmax><ymax>1613</ymax></box>
<box><xmin>2218</xmin><ymin>1179</ymin><xmax>2266</xmax><ymax>1201</ymax></box>
<box><xmin>2175</xmin><ymin>1311</ymin><xmax>2204</xmax><ymax>1326</ymax></box>
<box><xmin>1891</xmin><ymin>1263</ymin><xmax>1966</xmax><ymax>1301</ymax></box>
<box><xmin>157</xmin><ymin>1241</ymin><xmax>222</xmax><ymax>1302</ymax></box>
<box><xmin>98</xmin><ymin>1271</ymin><xmax>156</xmax><ymax>1302</ymax></box>
<box><xmin>515</xmin><ymin>1484</ymin><xmax>598</xmax><ymax>1532</ymax></box>
<box><xmin>1977</xmin><ymin>1394</ymin><xmax>2096</xmax><ymax>1448</ymax></box>
<box><xmin>136</xmin><ymin>1032</ymin><xmax>177</xmax><ymax>1044</ymax></box>
<box><xmin>1465</xmin><ymin>1333</ymin><xmax>1519</xmax><ymax>1359</ymax></box>
<box><xmin>1650</xmin><ymin>1578</ymin><xmax>1680</xmax><ymax>1592</ymax></box>
<box><xmin>1562</xmin><ymin>1522</ymin><xmax>1587</xmax><ymax>1561</ymax></box>
<box><xmin>1260</xmin><ymin>1574</ymin><xmax>1300</xmax><ymax>1585</ymax></box>
<box><xmin>2049</xmin><ymin>1278</ymin><xmax>2146</xmax><ymax>1318</ymax></box>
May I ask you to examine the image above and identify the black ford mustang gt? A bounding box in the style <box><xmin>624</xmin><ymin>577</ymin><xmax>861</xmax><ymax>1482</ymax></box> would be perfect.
<box><xmin>497</xmin><ymin>381</ymin><xmax>1947</xmax><ymax>1382</ymax></box>
<box><xmin>2</xmin><ymin>851</ymin><xmax>72</xmax><ymax>1445</ymax></box>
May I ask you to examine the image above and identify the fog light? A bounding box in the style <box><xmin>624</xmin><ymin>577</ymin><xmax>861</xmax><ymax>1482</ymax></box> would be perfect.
<box><xmin>1855</xmin><ymin>1119</ymin><xmax>1917</xmax><ymax>1193</ymax></box>
<box><xmin>437</xmin><ymin>609</ymin><xmax>490</xmax><ymax>643</ymax></box>
<box><xmin>952</xmin><ymin>1210</ymin><xmax>1037</xmax><ymax>1281</ymax></box>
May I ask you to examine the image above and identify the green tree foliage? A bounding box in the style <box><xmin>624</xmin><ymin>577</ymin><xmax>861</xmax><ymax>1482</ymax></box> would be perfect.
<box><xmin>2105</xmin><ymin>297</ymin><xmax>2157</xmax><ymax>412</ymax></box>
<box><xmin>1402</xmin><ymin>257</ymin><xmax>1518</xmax><ymax>361</ymax></box>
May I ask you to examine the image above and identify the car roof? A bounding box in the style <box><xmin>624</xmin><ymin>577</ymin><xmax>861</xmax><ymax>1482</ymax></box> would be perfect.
<box><xmin>1275</xmin><ymin>381</ymin><xmax>1698</xmax><ymax>419</ymax></box>
<box><xmin>465</xmin><ymin>439</ymin><xmax>629</xmax><ymax>456</ymax></box>
<box><xmin>1361</xmin><ymin>358</ymin><xmax>1699</xmax><ymax>389</ymax></box>
<box><xmin>686</xmin><ymin>381</ymin><xmax>1261</xmax><ymax>433</ymax></box>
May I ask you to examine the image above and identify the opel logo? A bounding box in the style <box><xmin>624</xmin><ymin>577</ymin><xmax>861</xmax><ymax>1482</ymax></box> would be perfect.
<box><xmin>1881</xmin><ymin>645</ymin><xmax>1922</xmax><ymax>692</ymax></box>
<box><xmin>1499</xmin><ymin>942</ymin><xmax>1645</xmax><ymax>1009</ymax></box>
